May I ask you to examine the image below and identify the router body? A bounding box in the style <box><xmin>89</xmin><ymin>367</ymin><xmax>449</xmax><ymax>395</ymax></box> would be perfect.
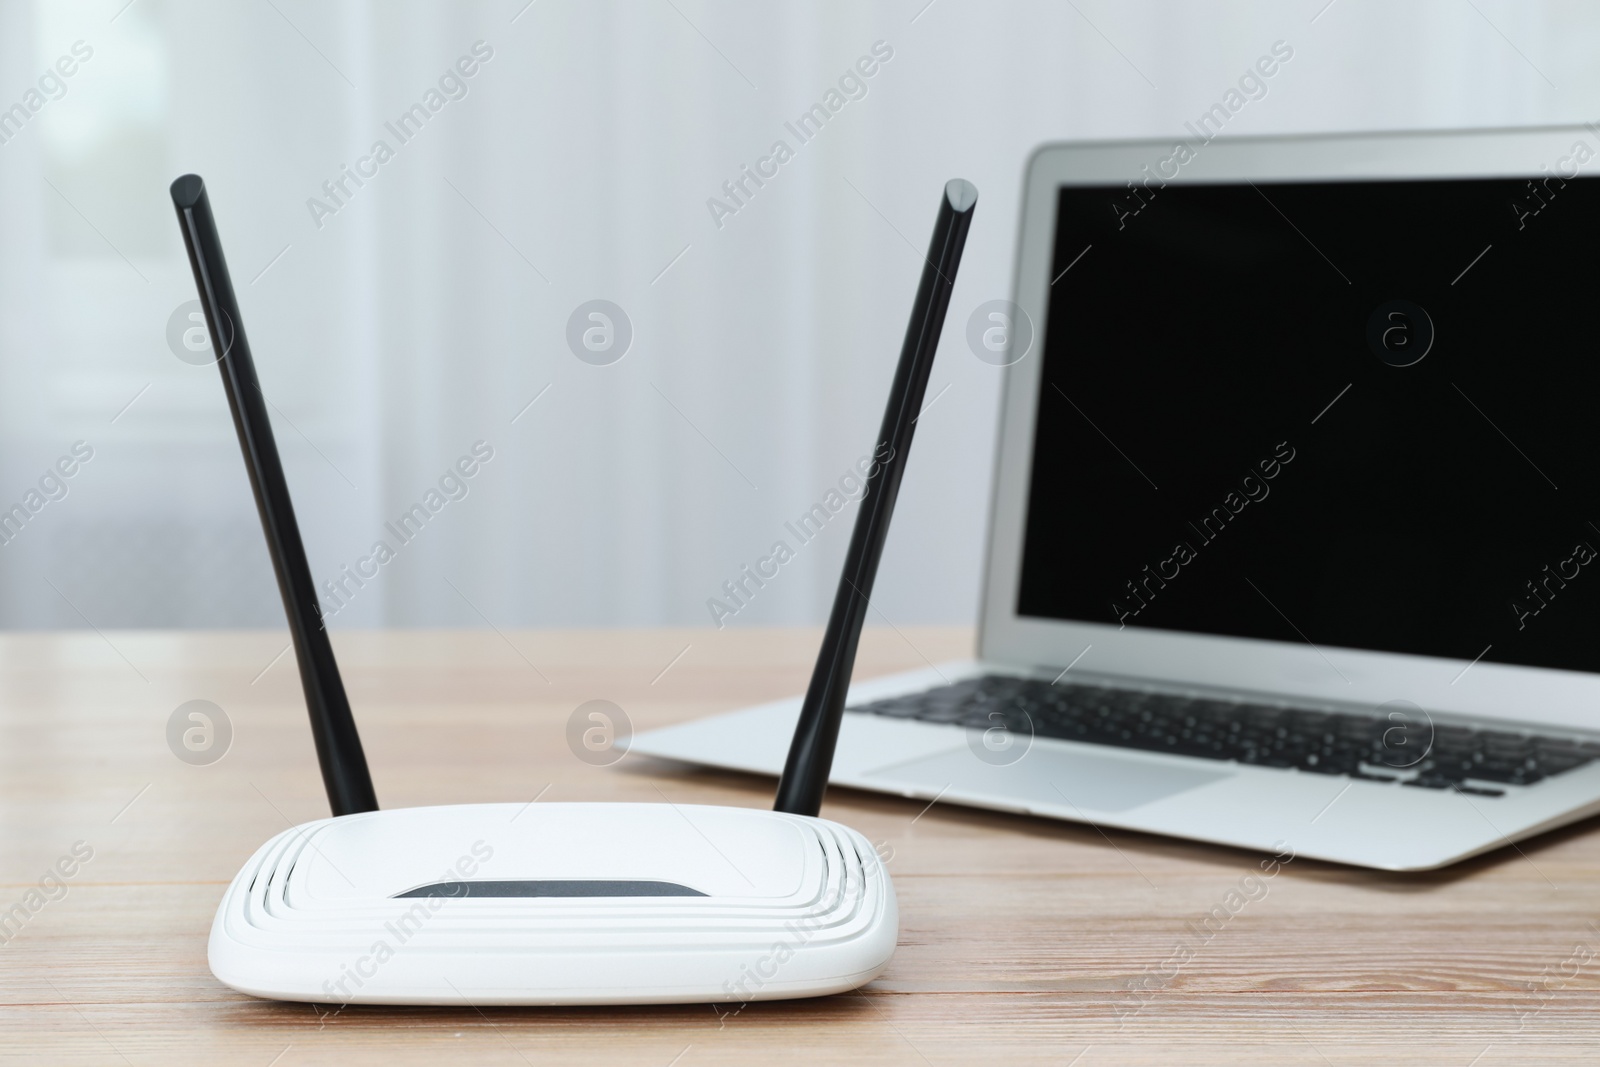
<box><xmin>172</xmin><ymin>174</ymin><xmax>973</xmax><ymax>1006</ymax></box>
<box><xmin>211</xmin><ymin>803</ymin><xmax>895</xmax><ymax>1005</ymax></box>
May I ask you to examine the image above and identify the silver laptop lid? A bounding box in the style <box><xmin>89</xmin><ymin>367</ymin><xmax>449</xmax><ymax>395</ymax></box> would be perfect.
<box><xmin>980</xmin><ymin>125</ymin><xmax>1600</xmax><ymax>732</ymax></box>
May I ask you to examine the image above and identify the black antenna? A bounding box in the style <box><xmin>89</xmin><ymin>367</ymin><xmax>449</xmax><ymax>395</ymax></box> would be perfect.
<box><xmin>170</xmin><ymin>174</ymin><xmax>379</xmax><ymax>817</ymax></box>
<box><xmin>775</xmin><ymin>179</ymin><xmax>977</xmax><ymax>817</ymax></box>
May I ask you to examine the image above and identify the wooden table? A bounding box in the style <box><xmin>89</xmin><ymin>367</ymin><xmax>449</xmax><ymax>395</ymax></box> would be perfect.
<box><xmin>2</xmin><ymin>626</ymin><xmax>1597</xmax><ymax>1065</ymax></box>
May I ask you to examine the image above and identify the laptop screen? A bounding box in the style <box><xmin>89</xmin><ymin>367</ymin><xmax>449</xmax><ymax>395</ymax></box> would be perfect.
<box><xmin>1016</xmin><ymin>173</ymin><xmax>1600</xmax><ymax>675</ymax></box>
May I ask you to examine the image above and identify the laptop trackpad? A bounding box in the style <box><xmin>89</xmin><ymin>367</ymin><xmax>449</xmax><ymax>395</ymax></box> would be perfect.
<box><xmin>864</xmin><ymin>744</ymin><xmax>1233</xmax><ymax>814</ymax></box>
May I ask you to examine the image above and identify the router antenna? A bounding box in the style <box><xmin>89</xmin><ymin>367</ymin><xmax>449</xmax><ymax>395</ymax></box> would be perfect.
<box><xmin>775</xmin><ymin>179</ymin><xmax>977</xmax><ymax>817</ymax></box>
<box><xmin>171</xmin><ymin>174</ymin><xmax>378</xmax><ymax>817</ymax></box>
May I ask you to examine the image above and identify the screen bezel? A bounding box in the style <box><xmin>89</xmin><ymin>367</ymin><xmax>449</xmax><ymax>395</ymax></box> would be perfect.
<box><xmin>979</xmin><ymin>124</ymin><xmax>1600</xmax><ymax>732</ymax></box>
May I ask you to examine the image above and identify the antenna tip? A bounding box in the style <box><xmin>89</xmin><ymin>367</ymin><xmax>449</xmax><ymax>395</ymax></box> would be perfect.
<box><xmin>944</xmin><ymin>178</ymin><xmax>978</xmax><ymax>213</ymax></box>
<box><xmin>170</xmin><ymin>174</ymin><xmax>206</xmax><ymax>209</ymax></box>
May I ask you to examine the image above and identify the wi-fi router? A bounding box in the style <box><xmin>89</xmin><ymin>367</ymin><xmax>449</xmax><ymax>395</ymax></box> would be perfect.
<box><xmin>170</xmin><ymin>173</ymin><xmax>976</xmax><ymax>1006</ymax></box>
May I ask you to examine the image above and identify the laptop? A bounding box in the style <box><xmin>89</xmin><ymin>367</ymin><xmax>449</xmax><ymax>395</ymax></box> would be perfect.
<box><xmin>632</xmin><ymin>125</ymin><xmax>1600</xmax><ymax>871</ymax></box>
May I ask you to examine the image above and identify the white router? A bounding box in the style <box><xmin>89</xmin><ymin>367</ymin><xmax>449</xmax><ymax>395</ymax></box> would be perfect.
<box><xmin>171</xmin><ymin>173</ymin><xmax>977</xmax><ymax>1005</ymax></box>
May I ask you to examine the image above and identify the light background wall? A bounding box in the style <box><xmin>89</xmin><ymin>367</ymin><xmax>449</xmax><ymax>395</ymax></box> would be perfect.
<box><xmin>0</xmin><ymin>0</ymin><xmax>1589</xmax><ymax>632</ymax></box>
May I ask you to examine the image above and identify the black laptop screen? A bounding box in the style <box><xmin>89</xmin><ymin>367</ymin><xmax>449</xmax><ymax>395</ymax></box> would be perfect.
<box><xmin>1015</xmin><ymin>170</ymin><xmax>1600</xmax><ymax>675</ymax></box>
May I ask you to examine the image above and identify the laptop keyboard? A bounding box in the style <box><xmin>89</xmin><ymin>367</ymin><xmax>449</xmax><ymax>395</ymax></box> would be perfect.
<box><xmin>848</xmin><ymin>674</ymin><xmax>1600</xmax><ymax>797</ymax></box>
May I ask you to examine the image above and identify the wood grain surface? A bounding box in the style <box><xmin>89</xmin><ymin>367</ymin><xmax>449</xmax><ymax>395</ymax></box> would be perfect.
<box><xmin>0</xmin><ymin>625</ymin><xmax>1597</xmax><ymax>1065</ymax></box>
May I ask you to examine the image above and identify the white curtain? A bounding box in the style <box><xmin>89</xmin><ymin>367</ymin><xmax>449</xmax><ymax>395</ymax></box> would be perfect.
<box><xmin>0</xmin><ymin>0</ymin><xmax>1578</xmax><ymax>630</ymax></box>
